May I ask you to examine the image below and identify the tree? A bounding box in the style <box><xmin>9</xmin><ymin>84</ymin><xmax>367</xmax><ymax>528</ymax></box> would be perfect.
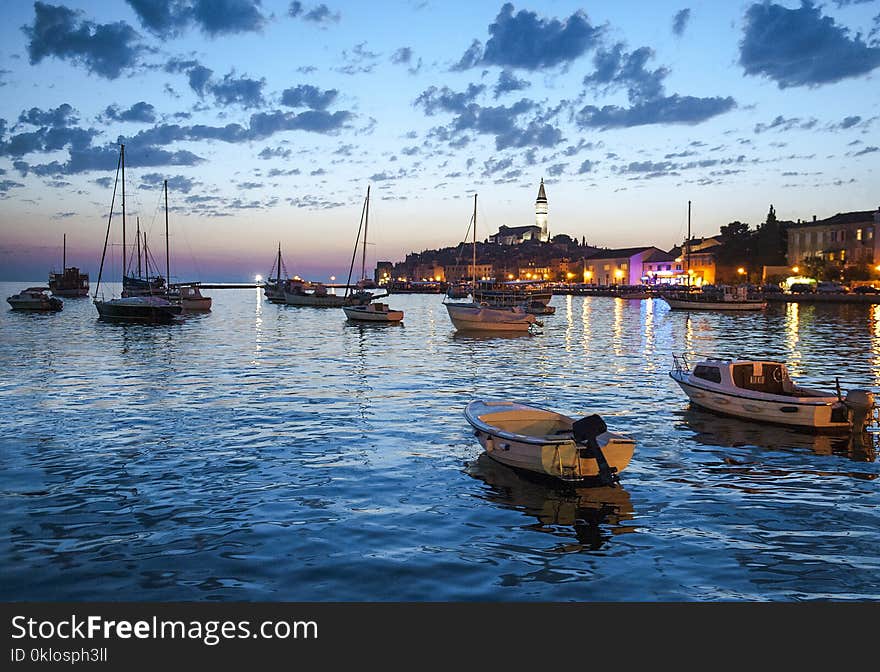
<box><xmin>755</xmin><ymin>204</ymin><xmax>787</xmax><ymax>267</ymax></box>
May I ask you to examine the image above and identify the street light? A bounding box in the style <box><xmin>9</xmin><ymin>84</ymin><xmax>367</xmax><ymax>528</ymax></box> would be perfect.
<box><xmin>792</xmin><ymin>266</ymin><xmax>799</xmax><ymax>274</ymax></box>
<box><xmin>737</xmin><ymin>267</ymin><xmax>745</xmax><ymax>275</ymax></box>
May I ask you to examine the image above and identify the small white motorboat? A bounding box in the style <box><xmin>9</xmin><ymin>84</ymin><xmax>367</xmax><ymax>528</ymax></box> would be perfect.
<box><xmin>445</xmin><ymin>302</ymin><xmax>539</xmax><ymax>332</ymax></box>
<box><xmin>167</xmin><ymin>283</ymin><xmax>212</xmax><ymax>312</ymax></box>
<box><xmin>343</xmin><ymin>302</ymin><xmax>403</xmax><ymax>323</ymax></box>
<box><xmin>661</xmin><ymin>286</ymin><xmax>766</xmax><ymax>311</ymax></box>
<box><xmin>464</xmin><ymin>400</ymin><xmax>636</xmax><ymax>485</ymax></box>
<box><xmin>670</xmin><ymin>356</ymin><xmax>877</xmax><ymax>433</ymax></box>
<box><xmin>7</xmin><ymin>287</ymin><xmax>63</xmax><ymax>311</ymax></box>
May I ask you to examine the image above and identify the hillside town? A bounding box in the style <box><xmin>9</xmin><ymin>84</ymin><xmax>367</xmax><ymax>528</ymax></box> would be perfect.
<box><xmin>377</xmin><ymin>180</ymin><xmax>880</xmax><ymax>291</ymax></box>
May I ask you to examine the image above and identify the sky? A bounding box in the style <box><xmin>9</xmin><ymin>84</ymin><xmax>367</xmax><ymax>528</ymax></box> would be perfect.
<box><xmin>0</xmin><ymin>0</ymin><xmax>879</xmax><ymax>282</ymax></box>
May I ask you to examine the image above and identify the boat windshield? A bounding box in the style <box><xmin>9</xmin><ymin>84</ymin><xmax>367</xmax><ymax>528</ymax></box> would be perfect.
<box><xmin>731</xmin><ymin>362</ymin><xmax>788</xmax><ymax>395</ymax></box>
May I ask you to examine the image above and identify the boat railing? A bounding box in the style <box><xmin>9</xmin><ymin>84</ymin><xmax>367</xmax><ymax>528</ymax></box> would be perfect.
<box><xmin>671</xmin><ymin>354</ymin><xmax>690</xmax><ymax>373</ymax></box>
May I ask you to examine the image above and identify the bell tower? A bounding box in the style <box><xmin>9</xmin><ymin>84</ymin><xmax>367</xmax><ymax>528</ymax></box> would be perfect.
<box><xmin>535</xmin><ymin>178</ymin><xmax>548</xmax><ymax>242</ymax></box>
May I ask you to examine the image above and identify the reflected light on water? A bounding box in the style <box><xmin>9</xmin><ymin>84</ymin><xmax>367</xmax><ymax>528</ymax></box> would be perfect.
<box><xmin>784</xmin><ymin>302</ymin><xmax>802</xmax><ymax>376</ymax></box>
<box><xmin>871</xmin><ymin>305</ymin><xmax>880</xmax><ymax>387</ymax></box>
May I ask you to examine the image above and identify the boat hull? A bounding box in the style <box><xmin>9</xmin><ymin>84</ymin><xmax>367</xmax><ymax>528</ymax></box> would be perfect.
<box><xmin>95</xmin><ymin>298</ymin><xmax>182</xmax><ymax>323</ymax></box>
<box><xmin>7</xmin><ymin>297</ymin><xmax>63</xmax><ymax>311</ymax></box>
<box><xmin>179</xmin><ymin>297</ymin><xmax>212</xmax><ymax>312</ymax></box>
<box><xmin>342</xmin><ymin>306</ymin><xmax>404</xmax><ymax>322</ymax></box>
<box><xmin>284</xmin><ymin>292</ymin><xmax>351</xmax><ymax>307</ymax></box>
<box><xmin>48</xmin><ymin>288</ymin><xmax>88</xmax><ymax>298</ymax></box>
<box><xmin>662</xmin><ymin>297</ymin><xmax>766</xmax><ymax>310</ymax></box>
<box><xmin>445</xmin><ymin>303</ymin><xmax>535</xmax><ymax>332</ymax></box>
<box><xmin>465</xmin><ymin>400</ymin><xmax>635</xmax><ymax>483</ymax></box>
<box><xmin>669</xmin><ymin>371</ymin><xmax>850</xmax><ymax>431</ymax></box>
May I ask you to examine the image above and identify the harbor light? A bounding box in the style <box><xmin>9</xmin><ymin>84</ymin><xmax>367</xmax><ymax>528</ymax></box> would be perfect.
<box><xmin>254</xmin><ymin>274</ymin><xmax>263</xmax><ymax>282</ymax></box>
<box><xmin>875</xmin><ymin>265</ymin><xmax>880</xmax><ymax>272</ymax></box>
<box><xmin>737</xmin><ymin>267</ymin><xmax>745</xmax><ymax>275</ymax></box>
<box><xmin>792</xmin><ymin>266</ymin><xmax>799</xmax><ymax>274</ymax></box>
<box><xmin>330</xmin><ymin>276</ymin><xmax>335</xmax><ymax>281</ymax></box>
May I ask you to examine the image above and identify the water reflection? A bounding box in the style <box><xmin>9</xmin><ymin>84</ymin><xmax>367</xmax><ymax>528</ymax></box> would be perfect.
<box><xmin>466</xmin><ymin>453</ymin><xmax>636</xmax><ymax>552</ymax></box>
<box><xmin>677</xmin><ymin>406</ymin><xmax>878</xmax><ymax>464</ymax></box>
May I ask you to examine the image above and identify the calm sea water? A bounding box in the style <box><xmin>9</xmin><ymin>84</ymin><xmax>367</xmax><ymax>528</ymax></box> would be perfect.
<box><xmin>1</xmin><ymin>281</ymin><xmax>879</xmax><ymax>601</ymax></box>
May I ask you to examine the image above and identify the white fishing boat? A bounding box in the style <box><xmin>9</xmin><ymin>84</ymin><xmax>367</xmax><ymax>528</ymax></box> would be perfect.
<box><xmin>6</xmin><ymin>286</ymin><xmax>63</xmax><ymax>311</ymax></box>
<box><xmin>464</xmin><ymin>400</ymin><xmax>636</xmax><ymax>485</ymax></box>
<box><xmin>444</xmin><ymin>194</ymin><xmax>538</xmax><ymax>333</ymax></box>
<box><xmin>167</xmin><ymin>283</ymin><xmax>212</xmax><ymax>312</ymax></box>
<box><xmin>661</xmin><ymin>286</ymin><xmax>766</xmax><ymax>311</ymax></box>
<box><xmin>340</xmin><ymin>185</ymin><xmax>403</xmax><ymax>322</ymax></box>
<box><xmin>343</xmin><ymin>302</ymin><xmax>403</xmax><ymax>323</ymax></box>
<box><xmin>669</xmin><ymin>356</ymin><xmax>877</xmax><ymax>433</ymax></box>
<box><xmin>284</xmin><ymin>280</ymin><xmax>369</xmax><ymax>307</ymax></box>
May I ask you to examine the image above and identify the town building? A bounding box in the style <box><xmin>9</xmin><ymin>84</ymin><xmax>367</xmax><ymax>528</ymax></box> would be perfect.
<box><xmin>786</xmin><ymin>209</ymin><xmax>880</xmax><ymax>268</ymax></box>
<box><xmin>581</xmin><ymin>247</ymin><xmax>664</xmax><ymax>285</ymax></box>
<box><xmin>443</xmin><ymin>263</ymin><xmax>494</xmax><ymax>282</ymax></box>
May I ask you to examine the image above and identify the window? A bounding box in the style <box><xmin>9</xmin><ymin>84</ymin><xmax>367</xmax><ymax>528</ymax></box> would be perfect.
<box><xmin>867</xmin><ymin>227</ymin><xmax>874</xmax><ymax>241</ymax></box>
<box><xmin>830</xmin><ymin>231</ymin><xmax>837</xmax><ymax>242</ymax></box>
<box><xmin>693</xmin><ymin>365</ymin><xmax>722</xmax><ymax>384</ymax></box>
<box><xmin>621</xmin><ymin>263</ymin><xmax>628</xmax><ymax>270</ymax></box>
<box><xmin>857</xmin><ymin>228</ymin><xmax>863</xmax><ymax>241</ymax></box>
<box><xmin>603</xmin><ymin>264</ymin><xmax>610</xmax><ymax>271</ymax></box>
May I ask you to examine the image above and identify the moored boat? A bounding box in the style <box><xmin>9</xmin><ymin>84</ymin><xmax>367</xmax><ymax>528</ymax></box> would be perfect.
<box><xmin>167</xmin><ymin>282</ymin><xmax>212</xmax><ymax>312</ymax></box>
<box><xmin>669</xmin><ymin>355</ymin><xmax>877</xmax><ymax>433</ymax></box>
<box><xmin>464</xmin><ymin>400</ymin><xmax>635</xmax><ymax>485</ymax></box>
<box><xmin>48</xmin><ymin>234</ymin><xmax>89</xmax><ymax>297</ymax></box>
<box><xmin>92</xmin><ymin>144</ymin><xmax>182</xmax><ymax>324</ymax></box>
<box><xmin>343</xmin><ymin>302</ymin><xmax>403</xmax><ymax>323</ymax></box>
<box><xmin>7</xmin><ymin>287</ymin><xmax>63</xmax><ymax>311</ymax></box>
<box><xmin>661</xmin><ymin>286</ymin><xmax>766</xmax><ymax>311</ymax></box>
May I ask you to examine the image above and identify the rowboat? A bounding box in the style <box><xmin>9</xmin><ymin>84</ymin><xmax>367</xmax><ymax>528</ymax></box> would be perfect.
<box><xmin>670</xmin><ymin>356</ymin><xmax>877</xmax><ymax>433</ymax></box>
<box><xmin>464</xmin><ymin>400</ymin><xmax>635</xmax><ymax>485</ymax></box>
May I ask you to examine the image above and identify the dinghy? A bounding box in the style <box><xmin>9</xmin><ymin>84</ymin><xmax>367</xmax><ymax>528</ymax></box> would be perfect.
<box><xmin>464</xmin><ymin>400</ymin><xmax>635</xmax><ymax>485</ymax></box>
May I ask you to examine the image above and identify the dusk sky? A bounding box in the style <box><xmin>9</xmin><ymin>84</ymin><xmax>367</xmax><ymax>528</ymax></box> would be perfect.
<box><xmin>1</xmin><ymin>0</ymin><xmax>879</xmax><ymax>282</ymax></box>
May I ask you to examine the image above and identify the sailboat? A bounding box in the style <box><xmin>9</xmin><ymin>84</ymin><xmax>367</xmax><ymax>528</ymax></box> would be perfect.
<box><xmin>444</xmin><ymin>194</ymin><xmax>538</xmax><ymax>332</ymax></box>
<box><xmin>659</xmin><ymin>201</ymin><xmax>766</xmax><ymax>311</ymax></box>
<box><xmin>342</xmin><ymin>185</ymin><xmax>403</xmax><ymax>323</ymax></box>
<box><xmin>157</xmin><ymin>180</ymin><xmax>212</xmax><ymax>312</ymax></box>
<box><xmin>48</xmin><ymin>234</ymin><xmax>89</xmax><ymax>297</ymax></box>
<box><xmin>122</xmin><ymin>217</ymin><xmax>165</xmax><ymax>297</ymax></box>
<box><xmin>263</xmin><ymin>243</ymin><xmax>289</xmax><ymax>303</ymax></box>
<box><xmin>93</xmin><ymin>144</ymin><xmax>182</xmax><ymax>323</ymax></box>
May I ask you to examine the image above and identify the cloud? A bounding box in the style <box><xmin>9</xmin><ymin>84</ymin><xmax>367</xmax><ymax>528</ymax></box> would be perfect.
<box><xmin>391</xmin><ymin>47</ymin><xmax>412</xmax><ymax>64</ymax></box>
<box><xmin>209</xmin><ymin>72</ymin><xmax>265</xmax><ymax>108</ymax></box>
<box><xmin>258</xmin><ymin>146</ymin><xmax>292</xmax><ymax>159</ymax></box>
<box><xmin>753</xmin><ymin>115</ymin><xmax>818</xmax><ymax>133</ymax></box>
<box><xmin>102</xmin><ymin>101</ymin><xmax>157</xmax><ymax>123</ymax></box>
<box><xmin>290</xmin><ymin>2</ymin><xmax>340</xmax><ymax>24</ymax></box>
<box><xmin>740</xmin><ymin>1</ymin><xmax>880</xmax><ymax>88</ymax></box>
<box><xmin>415</xmin><ymin>84</ymin><xmax>562</xmax><ymax>150</ymax></box>
<box><xmin>578</xmin><ymin>159</ymin><xmax>594</xmax><ymax>173</ymax></box>
<box><xmin>672</xmin><ymin>9</ymin><xmax>691</xmax><ymax>37</ymax></box>
<box><xmin>854</xmin><ymin>145</ymin><xmax>879</xmax><ymax>155</ymax></box>
<box><xmin>191</xmin><ymin>0</ymin><xmax>265</xmax><ymax>36</ymax></box>
<box><xmin>0</xmin><ymin>179</ymin><xmax>25</xmax><ymax>195</ymax></box>
<box><xmin>336</xmin><ymin>42</ymin><xmax>380</xmax><ymax>74</ymax></box>
<box><xmin>493</xmin><ymin>69</ymin><xmax>530</xmax><ymax>98</ymax></box>
<box><xmin>576</xmin><ymin>94</ymin><xmax>735</xmax><ymax>130</ymax></box>
<box><xmin>547</xmin><ymin>163</ymin><xmax>566</xmax><ymax>176</ymax></box>
<box><xmin>584</xmin><ymin>44</ymin><xmax>671</xmax><ymax>104</ymax></box>
<box><xmin>23</xmin><ymin>2</ymin><xmax>144</xmax><ymax>79</ymax></box>
<box><xmin>26</xmin><ymin>144</ymin><xmax>204</xmax><ymax>176</ymax></box>
<box><xmin>18</xmin><ymin>103</ymin><xmax>78</xmax><ymax>127</ymax></box>
<box><xmin>138</xmin><ymin>172</ymin><xmax>197</xmax><ymax>193</ymax></box>
<box><xmin>453</xmin><ymin>3</ymin><xmax>601</xmax><ymax>71</ymax></box>
<box><xmin>125</xmin><ymin>0</ymin><xmax>190</xmax><ymax>37</ymax></box>
<box><xmin>0</xmin><ymin>69</ymin><xmax>10</xmax><ymax>86</ymax></box>
<box><xmin>281</xmin><ymin>84</ymin><xmax>338</xmax><ymax>110</ymax></box>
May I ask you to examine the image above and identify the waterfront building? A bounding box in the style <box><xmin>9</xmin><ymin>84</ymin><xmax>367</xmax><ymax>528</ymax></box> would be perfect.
<box><xmin>787</xmin><ymin>208</ymin><xmax>880</xmax><ymax>269</ymax></box>
<box><xmin>411</xmin><ymin>264</ymin><xmax>446</xmax><ymax>282</ymax></box>
<box><xmin>668</xmin><ymin>239</ymin><xmax>721</xmax><ymax>285</ymax></box>
<box><xmin>488</xmin><ymin>179</ymin><xmax>551</xmax><ymax>244</ymax></box>
<box><xmin>642</xmin><ymin>249</ymin><xmax>681</xmax><ymax>284</ymax></box>
<box><xmin>581</xmin><ymin>247</ymin><xmax>663</xmax><ymax>285</ymax></box>
<box><xmin>443</xmin><ymin>263</ymin><xmax>494</xmax><ymax>282</ymax></box>
<box><xmin>374</xmin><ymin>261</ymin><xmax>394</xmax><ymax>285</ymax></box>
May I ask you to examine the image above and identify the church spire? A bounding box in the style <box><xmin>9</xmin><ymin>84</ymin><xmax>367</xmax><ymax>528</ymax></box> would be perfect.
<box><xmin>535</xmin><ymin>177</ymin><xmax>548</xmax><ymax>242</ymax></box>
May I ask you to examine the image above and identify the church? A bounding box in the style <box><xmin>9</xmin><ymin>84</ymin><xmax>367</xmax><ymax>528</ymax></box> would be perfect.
<box><xmin>488</xmin><ymin>179</ymin><xmax>550</xmax><ymax>245</ymax></box>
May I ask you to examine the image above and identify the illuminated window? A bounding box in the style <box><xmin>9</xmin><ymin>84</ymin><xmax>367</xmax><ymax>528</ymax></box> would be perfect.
<box><xmin>603</xmin><ymin>264</ymin><xmax>610</xmax><ymax>271</ymax></box>
<box><xmin>857</xmin><ymin>228</ymin><xmax>863</xmax><ymax>241</ymax></box>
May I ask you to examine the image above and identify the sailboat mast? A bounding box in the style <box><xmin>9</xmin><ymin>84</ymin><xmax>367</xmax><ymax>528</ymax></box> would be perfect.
<box><xmin>686</xmin><ymin>200</ymin><xmax>691</xmax><ymax>286</ymax></box>
<box><xmin>361</xmin><ymin>185</ymin><xmax>370</xmax><ymax>282</ymax></box>
<box><xmin>164</xmin><ymin>179</ymin><xmax>170</xmax><ymax>289</ymax></box>
<box><xmin>63</xmin><ymin>233</ymin><xmax>66</xmax><ymax>271</ymax></box>
<box><xmin>136</xmin><ymin>217</ymin><xmax>142</xmax><ymax>278</ymax></box>
<box><xmin>277</xmin><ymin>242</ymin><xmax>282</xmax><ymax>285</ymax></box>
<box><xmin>472</xmin><ymin>193</ymin><xmax>477</xmax><ymax>289</ymax></box>
<box><xmin>121</xmin><ymin>144</ymin><xmax>126</xmax><ymax>280</ymax></box>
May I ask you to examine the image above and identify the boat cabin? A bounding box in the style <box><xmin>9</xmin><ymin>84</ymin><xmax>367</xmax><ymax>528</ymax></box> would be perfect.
<box><xmin>690</xmin><ymin>359</ymin><xmax>793</xmax><ymax>395</ymax></box>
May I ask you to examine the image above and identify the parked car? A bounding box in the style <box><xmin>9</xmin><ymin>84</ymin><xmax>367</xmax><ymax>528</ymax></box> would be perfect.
<box><xmin>761</xmin><ymin>283</ymin><xmax>783</xmax><ymax>293</ymax></box>
<box><xmin>789</xmin><ymin>282</ymin><xmax>815</xmax><ymax>294</ymax></box>
<box><xmin>853</xmin><ymin>285</ymin><xmax>880</xmax><ymax>295</ymax></box>
<box><xmin>816</xmin><ymin>281</ymin><xmax>848</xmax><ymax>294</ymax></box>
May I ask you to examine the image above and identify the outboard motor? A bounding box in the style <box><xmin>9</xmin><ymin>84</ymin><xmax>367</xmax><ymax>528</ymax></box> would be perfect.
<box><xmin>844</xmin><ymin>389</ymin><xmax>877</xmax><ymax>433</ymax></box>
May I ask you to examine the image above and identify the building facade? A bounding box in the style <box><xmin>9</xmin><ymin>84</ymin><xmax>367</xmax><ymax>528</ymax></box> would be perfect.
<box><xmin>581</xmin><ymin>247</ymin><xmax>663</xmax><ymax>285</ymax></box>
<box><xmin>787</xmin><ymin>209</ymin><xmax>880</xmax><ymax>268</ymax></box>
<box><xmin>489</xmin><ymin>179</ymin><xmax>551</xmax><ymax>244</ymax></box>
